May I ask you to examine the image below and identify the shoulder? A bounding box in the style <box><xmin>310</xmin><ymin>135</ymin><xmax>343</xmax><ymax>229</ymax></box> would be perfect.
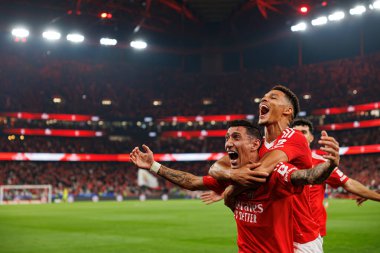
<box><xmin>280</xmin><ymin>128</ymin><xmax>297</xmax><ymax>139</ymax></box>
<box><xmin>279</xmin><ymin>128</ymin><xmax>308</xmax><ymax>144</ymax></box>
<box><xmin>272</xmin><ymin>128</ymin><xmax>308</xmax><ymax>150</ymax></box>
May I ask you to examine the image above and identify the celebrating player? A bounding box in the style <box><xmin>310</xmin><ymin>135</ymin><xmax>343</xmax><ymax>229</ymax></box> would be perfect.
<box><xmin>130</xmin><ymin>120</ymin><xmax>339</xmax><ymax>253</ymax></box>
<box><xmin>208</xmin><ymin>85</ymin><xmax>340</xmax><ymax>252</ymax></box>
<box><xmin>291</xmin><ymin>118</ymin><xmax>380</xmax><ymax>237</ymax></box>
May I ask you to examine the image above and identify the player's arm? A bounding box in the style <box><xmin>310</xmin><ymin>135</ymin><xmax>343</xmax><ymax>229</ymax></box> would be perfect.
<box><xmin>209</xmin><ymin>151</ymin><xmax>284</xmax><ymax>187</ymax></box>
<box><xmin>214</xmin><ymin>131</ymin><xmax>338</xmax><ymax>186</ymax></box>
<box><xmin>290</xmin><ymin>160</ymin><xmax>336</xmax><ymax>186</ymax></box>
<box><xmin>130</xmin><ymin>145</ymin><xmax>208</xmax><ymax>191</ymax></box>
<box><xmin>357</xmin><ymin>189</ymin><xmax>380</xmax><ymax>206</ymax></box>
<box><xmin>342</xmin><ymin>179</ymin><xmax>380</xmax><ymax>203</ymax></box>
<box><xmin>200</xmin><ymin>191</ymin><xmax>223</xmax><ymax>205</ymax></box>
<box><xmin>290</xmin><ymin>131</ymin><xmax>340</xmax><ymax>186</ymax></box>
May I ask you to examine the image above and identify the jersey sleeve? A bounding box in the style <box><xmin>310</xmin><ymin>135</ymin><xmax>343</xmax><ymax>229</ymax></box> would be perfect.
<box><xmin>271</xmin><ymin>129</ymin><xmax>311</xmax><ymax>164</ymax></box>
<box><xmin>326</xmin><ymin>168</ymin><xmax>349</xmax><ymax>188</ymax></box>
<box><xmin>272</xmin><ymin>162</ymin><xmax>304</xmax><ymax>197</ymax></box>
<box><xmin>202</xmin><ymin>176</ymin><xmax>228</xmax><ymax>195</ymax></box>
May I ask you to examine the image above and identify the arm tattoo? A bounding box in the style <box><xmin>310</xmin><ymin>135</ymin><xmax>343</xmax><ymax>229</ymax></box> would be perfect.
<box><xmin>291</xmin><ymin>161</ymin><xmax>334</xmax><ymax>186</ymax></box>
<box><xmin>209</xmin><ymin>166</ymin><xmax>231</xmax><ymax>181</ymax></box>
<box><xmin>157</xmin><ymin>165</ymin><xmax>206</xmax><ymax>191</ymax></box>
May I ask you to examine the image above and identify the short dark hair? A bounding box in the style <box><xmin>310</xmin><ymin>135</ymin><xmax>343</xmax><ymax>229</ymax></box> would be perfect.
<box><xmin>291</xmin><ymin>118</ymin><xmax>314</xmax><ymax>134</ymax></box>
<box><xmin>271</xmin><ymin>85</ymin><xmax>300</xmax><ymax>120</ymax></box>
<box><xmin>227</xmin><ymin>120</ymin><xmax>262</xmax><ymax>140</ymax></box>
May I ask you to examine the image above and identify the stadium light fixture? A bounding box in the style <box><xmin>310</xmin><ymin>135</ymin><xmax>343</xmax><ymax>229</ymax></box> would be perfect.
<box><xmin>202</xmin><ymin>98</ymin><xmax>213</xmax><ymax>105</ymax></box>
<box><xmin>311</xmin><ymin>16</ymin><xmax>328</xmax><ymax>26</ymax></box>
<box><xmin>101</xmin><ymin>99</ymin><xmax>112</xmax><ymax>105</ymax></box>
<box><xmin>152</xmin><ymin>99</ymin><xmax>162</xmax><ymax>106</ymax></box>
<box><xmin>349</xmin><ymin>5</ymin><xmax>366</xmax><ymax>15</ymax></box>
<box><xmin>299</xmin><ymin>5</ymin><xmax>310</xmax><ymax>15</ymax></box>
<box><xmin>66</xmin><ymin>33</ymin><xmax>84</xmax><ymax>43</ymax></box>
<box><xmin>11</xmin><ymin>27</ymin><xmax>29</xmax><ymax>38</ymax></box>
<box><xmin>373</xmin><ymin>1</ymin><xmax>380</xmax><ymax>9</ymax></box>
<box><xmin>52</xmin><ymin>97</ymin><xmax>62</xmax><ymax>104</ymax></box>
<box><xmin>42</xmin><ymin>30</ymin><xmax>61</xmax><ymax>41</ymax></box>
<box><xmin>100</xmin><ymin>38</ymin><xmax>117</xmax><ymax>46</ymax></box>
<box><xmin>328</xmin><ymin>11</ymin><xmax>345</xmax><ymax>21</ymax></box>
<box><xmin>100</xmin><ymin>12</ymin><xmax>112</xmax><ymax>19</ymax></box>
<box><xmin>130</xmin><ymin>40</ymin><xmax>147</xmax><ymax>49</ymax></box>
<box><xmin>291</xmin><ymin>22</ymin><xmax>307</xmax><ymax>32</ymax></box>
<box><xmin>303</xmin><ymin>94</ymin><xmax>311</xmax><ymax>100</ymax></box>
<box><xmin>298</xmin><ymin>111</ymin><xmax>307</xmax><ymax>117</ymax></box>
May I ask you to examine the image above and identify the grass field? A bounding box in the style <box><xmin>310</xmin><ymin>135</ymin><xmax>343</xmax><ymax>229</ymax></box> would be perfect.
<box><xmin>0</xmin><ymin>199</ymin><xmax>379</xmax><ymax>253</ymax></box>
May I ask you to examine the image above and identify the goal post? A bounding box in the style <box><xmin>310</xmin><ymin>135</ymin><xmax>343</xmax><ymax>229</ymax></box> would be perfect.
<box><xmin>0</xmin><ymin>184</ymin><xmax>52</xmax><ymax>205</ymax></box>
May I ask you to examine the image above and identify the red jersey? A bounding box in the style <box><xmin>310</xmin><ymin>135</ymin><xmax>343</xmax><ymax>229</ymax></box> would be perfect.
<box><xmin>309</xmin><ymin>153</ymin><xmax>349</xmax><ymax>236</ymax></box>
<box><xmin>203</xmin><ymin>162</ymin><xmax>303</xmax><ymax>253</ymax></box>
<box><xmin>259</xmin><ymin>128</ymin><xmax>320</xmax><ymax>244</ymax></box>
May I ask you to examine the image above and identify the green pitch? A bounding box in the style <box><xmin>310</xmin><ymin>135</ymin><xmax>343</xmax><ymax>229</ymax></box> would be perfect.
<box><xmin>0</xmin><ymin>199</ymin><xmax>379</xmax><ymax>253</ymax></box>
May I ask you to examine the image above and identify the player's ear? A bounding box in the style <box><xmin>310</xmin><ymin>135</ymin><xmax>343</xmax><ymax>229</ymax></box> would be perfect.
<box><xmin>283</xmin><ymin>105</ymin><xmax>293</xmax><ymax>117</ymax></box>
<box><xmin>251</xmin><ymin>138</ymin><xmax>261</xmax><ymax>152</ymax></box>
<box><xmin>310</xmin><ymin>133</ymin><xmax>314</xmax><ymax>143</ymax></box>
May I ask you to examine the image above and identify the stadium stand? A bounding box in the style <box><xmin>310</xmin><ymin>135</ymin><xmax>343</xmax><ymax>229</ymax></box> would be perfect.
<box><xmin>0</xmin><ymin>47</ymin><xmax>379</xmax><ymax>199</ymax></box>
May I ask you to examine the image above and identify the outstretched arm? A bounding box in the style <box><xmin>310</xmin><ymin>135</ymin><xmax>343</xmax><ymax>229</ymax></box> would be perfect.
<box><xmin>341</xmin><ymin>179</ymin><xmax>380</xmax><ymax>205</ymax></box>
<box><xmin>357</xmin><ymin>189</ymin><xmax>380</xmax><ymax>206</ymax></box>
<box><xmin>157</xmin><ymin>164</ymin><xmax>208</xmax><ymax>191</ymax></box>
<box><xmin>130</xmin><ymin>145</ymin><xmax>208</xmax><ymax>191</ymax></box>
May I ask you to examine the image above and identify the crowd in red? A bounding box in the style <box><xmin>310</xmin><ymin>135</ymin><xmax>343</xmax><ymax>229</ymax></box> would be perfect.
<box><xmin>1</xmin><ymin>49</ymin><xmax>379</xmax><ymax>118</ymax></box>
<box><xmin>0</xmin><ymin>49</ymin><xmax>379</xmax><ymax>198</ymax></box>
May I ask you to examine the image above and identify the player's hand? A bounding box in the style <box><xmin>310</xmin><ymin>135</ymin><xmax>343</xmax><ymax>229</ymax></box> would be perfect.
<box><xmin>223</xmin><ymin>185</ymin><xmax>238</xmax><ymax>212</ymax></box>
<box><xmin>229</xmin><ymin>162</ymin><xmax>269</xmax><ymax>187</ymax></box>
<box><xmin>356</xmin><ymin>190</ymin><xmax>380</xmax><ymax>206</ymax></box>
<box><xmin>356</xmin><ymin>196</ymin><xmax>368</xmax><ymax>206</ymax></box>
<box><xmin>318</xmin><ymin>131</ymin><xmax>340</xmax><ymax>168</ymax></box>
<box><xmin>200</xmin><ymin>191</ymin><xmax>223</xmax><ymax>205</ymax></box>
<box><xmin>130</xmin><ymin>144</ymin><xmax>154</xmax><ymax>169</ymax></box>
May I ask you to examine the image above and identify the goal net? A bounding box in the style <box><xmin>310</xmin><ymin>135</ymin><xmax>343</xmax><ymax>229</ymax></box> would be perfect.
<box><xmin>0</xmin><ymin>185</ymin><xmax>52</xmax><ymax>205</ymax></box>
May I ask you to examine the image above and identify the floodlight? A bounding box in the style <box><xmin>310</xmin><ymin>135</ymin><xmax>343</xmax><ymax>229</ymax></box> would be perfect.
<box><xmin>130</xmin><ymin>40</ymin><xmax>147</xmax><ymax>49</ymax></box>
<box><xmin>66</xmin><ymin>33</ymin><xmax>84</xmax><ymax>43</ymax></box>
<box><xmin>11</xmin><ymin>27</ymin><xmax>29</xmax><ymax>38</ymax></box>
<box><xmin>303</xmin><ymin>94</ymin><xmax>311</xmax><ymax>100</ymax></box>
<box><xmin>373</xmin><ymin>1</ymin><xmax>380</xmax><ymax>9</ymax></box>
<box><xmin>291</xmin><ymin>22</ymin><xmax>307</xmax><ymax>32</ymax></box>
<box><xmin>299</xmin><ymin>5</ymin><xmax>309</xmax><ymax>14</ymax></box>
<box><xmin>42</xmin><ymin>30</ymin><xmax>61</xmax><ymax>41</ymax></box>
<box><xmin>328</xmin><ymin>11</ymin><xmax>345</xmax><ymax>21</ymax></box>
<box><xmin>100</xmin><ymin>38</ymin><xmax>117</xmax><ymax>46</ymax></box>
<box><xmin>311</xmin><ymin>16</ymin><xmax>328</xmax><ymax>26</ymax></box>
<box><xmin>349</xmin><ymin>5</ymin><xmax>366</xmax><ymax>15</ymax></box>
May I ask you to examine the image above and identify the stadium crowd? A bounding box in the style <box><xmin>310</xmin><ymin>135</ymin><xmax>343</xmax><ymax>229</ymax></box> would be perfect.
<box><xmin>0</xmin><ymin>47</ymin><xmax>379</xmax><ymax>200</ymax></box>
<box><xmin>1</xmin><ymin>125</ymin><xmax>378</xmax><ymax>154</ymax></box>
<box><xmin>1</xmin><ymin>48</ymin><xmax>379</xmax><ymax>118</ymax></box>
<box><xmin>0</xmin><ymin>155</ymin><xmax>379</xmax><ymax>200</ymax></box>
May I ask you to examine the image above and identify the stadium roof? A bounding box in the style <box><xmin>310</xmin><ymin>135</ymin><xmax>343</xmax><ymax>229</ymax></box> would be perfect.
<box><xmin>0</xmin><ymin>0</ymin><xmax>374</xmax><ymax>50</ymax></box>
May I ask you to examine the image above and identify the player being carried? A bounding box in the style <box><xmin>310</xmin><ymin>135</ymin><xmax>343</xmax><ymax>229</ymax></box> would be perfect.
<box><xmin>208</xmin><ymin>85</ymin><xmax>336</xmax><ymax>252</ymax></box>
<box><xmin>130</xmin><ymin>119</ymin><xmax>340</xmax><ymax>253</ymax></box>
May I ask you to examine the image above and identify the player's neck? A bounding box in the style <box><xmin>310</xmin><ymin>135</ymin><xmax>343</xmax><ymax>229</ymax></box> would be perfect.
<box><xmin>264</xmin><ymin>120</ymin><xmax>289</xmax><ymax>143</ymax></box>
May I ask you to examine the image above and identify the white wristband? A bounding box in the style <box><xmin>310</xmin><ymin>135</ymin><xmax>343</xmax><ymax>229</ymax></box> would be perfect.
<box><xmin>150</xmin><ymin>161</ymin><xmax>161</xmax><ymax>174</ymax></box>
